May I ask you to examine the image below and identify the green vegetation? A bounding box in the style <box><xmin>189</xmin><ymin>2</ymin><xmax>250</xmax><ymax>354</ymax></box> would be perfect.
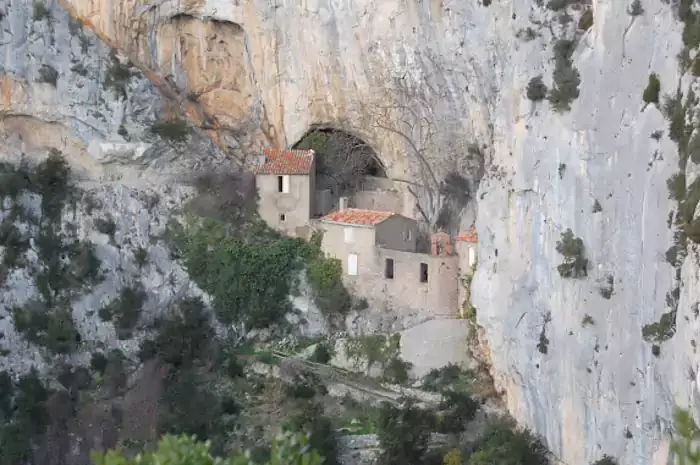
<box><xmin>591</xmin><ymin>456</ymin><xmax>618</xmax><ymax>465</ymax></box>
<box><xmin>592</xmin><ymin>199</ymin><xmax>602</xmax><ymax>213</ymax></box>
<box><xmin>0</xmin><ymin>369</ymin><xmax>52</xmax><ymax>465</ymax></box>
<box><xmin>343</xmin><ymin>334</ymin><xmax>406</xmax><ymax>374</ymax></box>
<box><xmin>150</xmin><ymin>119</ymin><xmax>189</xmax><ymax>143</ymax></box>
<box><xmin>642</xmin><ymin>73</ymin><xmax>661</xmax><ymax>105</ymax></box>
<box><xmin>555</xmin><ymin>229</ymin><xmax>588</xmax><ymax>278</ymax></box>
<box><xmin>33</xmin><ymin>2</ymin><xmax>49</xmax><ymax>21</ymax></box>
<box><xmin>599</xmin><ymin>275</ymin><xmax>614</xmax><ymax>300</ymax></box>
<box><xmin>642</xmin><ymin>311</ymin><xmax>676</xmax><ymax>344</ymax></box>
<box><xmin>103</xmin><ymin>53</ymin><xmax>135</xmax><ymax>98</ymax></box>
<box><xmin>133</xmin><ymin>246</ymin><xmax>148</xmax><ymax>268</ymax></box>
<box><xmin>526</xmin><ymin>76</ymin><xmax>548</xmax><ymax>102</ymax></box>
<box><xmin>98</xmin><ymin>284</ymin><xmax>147</xmax><ymax>339</ymax></box>
<box><xmin>668</xmin><ymin>172</ymin><xmax>687</xmax><ymax>201</ymax></box>
<box><xmin>466</xmin><ymin>418</ymin><xmax>550</xmax><ymax>465</ymax></box>
<box><xmin>92</xmin><ymin>431</ymin><xmax>324</xmax><ymax>465</ymax></box>
<box><xmin>627</xmin><ymin>0</ymin><xmax>643</xmax><ymax>16</ymax></box>
<box><xmin>309</xmin><ymin>341</ymin><xmax>333</xmax><ymax>364</ymax></box>
<box><xmin>13</xmin><ymin>301</ymin><xmax>80</xmax><ymax>354</ymax></box>
<box><xmin>376</xmin><ymin>398</ymin><xmax>434</xmax><ymax>465</ymax></box>
<box><xmin>175</xmin><ymin>219</ymin><xmax>349</xmax><ymax>328</ymax></box>
<box><xmin>0</xmin><ymin>152</ymin><xmax>103</xmax><ymax>354</ymax></box>
<box><xmin>421</xmin><ymin>363</ymin><xmax>476</xmax><ymax>393</ymax></box>
<box><xmin>581</xmin><ymin>314</ymin><xmax>595</xmax><ymax>327</ymax></box>
<box><xmin>305</xmin><ymin>232</ymin><xmax>351</xmax><ymax>315</ymax></box>
<box><xmin>548</xmin><ymin>39</ymin><xmax>581</xmax><ymax>112</ymax></box>
<box><xmin>578</xmin><ymin>9</ymin><xmax>593</xmax><ymax>31</ymax></box>
<box><xmin>681</xmin><ymin>0</ymin><xmax>700</xmax><ymax>52</ymax></box>
<box><xmin>36</xmin><ymin>65</ymin><xmax>58</xmax><ymax>87</ymax></box>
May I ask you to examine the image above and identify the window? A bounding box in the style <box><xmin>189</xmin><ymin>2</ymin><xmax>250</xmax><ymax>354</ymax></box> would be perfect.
<box><xmin>279</xmin><ymin>213</ymin><xmax>286</xmax><ymax>222</ymax></box>
<box><xmin>277</xmin><ymin>175</ymin><xmax>290</xmax><ymax>193</ymax></box>
<box><xmin>344</xmin><ymin>227</ymin><xmax>355</xmax><ymax>244</ymax></box>
<box><xmin>403</xmin><ymin>229</ymin><xmax>412</xmax><ymax>241</ymax></box>
<box><xmin>420</xmin><ymin>263</ymin><xmax>428</xmax><ymax>283</ymax></box>
<box><xmin>348</xmin><ymin>254</ymin><xmax>358</xmax><ymax>276</ymax></box>
<box><xmin>385</xmin><ymin>258</ymin><xmax>394</xmax><ymax>279</ymax></box>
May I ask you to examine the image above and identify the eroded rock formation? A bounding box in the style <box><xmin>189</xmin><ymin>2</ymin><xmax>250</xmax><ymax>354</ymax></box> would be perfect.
<box><xmin>1</xmin><ymin>0</ymin><xmax>697</xmax><ymax>463</ymax></box>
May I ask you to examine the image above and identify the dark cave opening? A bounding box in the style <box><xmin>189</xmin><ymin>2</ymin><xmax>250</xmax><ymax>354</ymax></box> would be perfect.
<box><xmin>293</xmin><ymin>127</ymin><xmax>386</xmax><ymax>197</ymax></box>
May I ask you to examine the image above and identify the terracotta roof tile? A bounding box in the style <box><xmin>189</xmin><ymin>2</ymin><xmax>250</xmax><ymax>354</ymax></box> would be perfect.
<box><xmin>254</xmin><ymin>149</ymin><xmax>315</xmax><ymax>175</ymax></box>
<box><xmin>455</xmin><ymin>227</ymin><xmax>478</xmax><ymax>243</ymax></box>
<box><xmin>321</xmin><ymin>208</ymin><xmax>396</xmax><ymax>226</ymax></box>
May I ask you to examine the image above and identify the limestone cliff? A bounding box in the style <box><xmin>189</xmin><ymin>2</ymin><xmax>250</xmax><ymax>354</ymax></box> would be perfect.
<box><xmin>1</xmin><ymin>0</ymin><xmax>697</xmax><ymax>463</ymax></box>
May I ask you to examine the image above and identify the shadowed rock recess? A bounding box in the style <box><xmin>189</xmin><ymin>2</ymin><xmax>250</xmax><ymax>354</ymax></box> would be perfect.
<box><xmin>1</xmin><ymin>0</ymin><xmax>699</xmax><ymax>464</ymax></box>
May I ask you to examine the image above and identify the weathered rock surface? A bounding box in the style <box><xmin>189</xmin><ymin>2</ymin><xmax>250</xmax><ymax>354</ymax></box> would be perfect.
<box><xmin>1</xmin><ymin>0</ymin><xmax>698</xmax><ymax>464</ymax></box>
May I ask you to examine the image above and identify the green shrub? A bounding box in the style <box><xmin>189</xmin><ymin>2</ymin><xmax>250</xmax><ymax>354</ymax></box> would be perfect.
<box><xmin>642</xmin><ymin>73</ymin><xmax>661</xmax><ymax>105</ymax></box>
<box><xmin>90</xmin><ymin>352</ymin><xmax>109</xmax><ymax>374</ymax></box>
<box><xmin>682</xmin><ymin>10</ymin><xmax>700</xmax><ymax>50</ymax></box>
<box><xmin>133</xmin><ymin>246</ymin><xmax>148</xmax><ymax>268</ymax></box>
<box><xmin>36</xmin><ymin>65</ymin><xmax>58</xmax><ymax>87</ymax></box>
<box><xmin>668</xmin><ymin>172</ymin><xmax>687</xmax><ymax>200</ymax></box>
<box><xmin>144</xmin><ymin>297</ymin><xmax>214</xmax><ymax>368</ymax></box>
<box><xmin>592</xmin><ymin>199</ymin><xmax>602</xmax><ymax>213</ymax></box>
<box><xmin>150</xmin><ymin>119</ymin><xmax>189</xmax><ymax>143</ymax></box>
<box><xmin>176</xmin><ymin>217</ymin><xmax>306</xmax><ymax>328</ymax></box>
<box><xmin>555</xmin><ymin>229</ymin><xmax>588</xmax><ymax>278</ymax></box>
<box><xmin>642</xmin><ymin>311</ymin><xmax>676</xmax><ymax>343</ymax></box>
<box><xmin>581</xmin><ymin>314</ymin><xmax>595</xmax><ymax>326</ymax></box>
<box><xmin>435</xmin><ymin>391</ymin><xmax>479</xmax><ymax>434</ymax></box>
<box><xmin>548</xmin><ymin>39</ymin><xmax>581</xmax><ymax>112</ymax></box>
<box><xmin>12</xmin><ymin>301</ymin><xmax>80</xmax><ymax>354</ymax></box>
<box><xmin>526</xmin><ymin>76</ymin><xmax>548</xmax><ymax>102</ymax></box>
<box><xmin>377</xmin><ymin>398</ymin><xmax>434</xmax><ymax>465</ymax></box>
<box><xmin>103</xmin><ymin>56</ymin><xmax>134</xmax><ymax>97</ymax></box>
<box><xmin>467</xmin><ymin>418</ymin><xmax>550</xmax><ymax>465</ymax></box>
<box><xmin>599</xmin><ymin>275</ymin><xmax>614</xmax><ymax>300</ymax></box>
<box><xmin>94</xmin><ymin>216</ymin><xmax>117</xmax><ymax>238</ymax></box>
<box><xmin>310</xmin><ymin>342</ymin><xmax>333</xmax><ymax>364</ymax></box>
<box><xmin>98</xmin><ymin>284</ymin><xmax>147</xmax><ymax>338</ymax></box>
<box><xmin>627</xmin><ymin>0</ymin><xmax>643</xmax><ymax>16</ymax></box>
<box><xmin>421</xmin><ymin>363</ymin><xmax>475</xmax><ymax>393</ymax></box>
<box><xmin>33</xmin><ymin>2</ymin><xmax>49</xmax><ymax>21</ymax></box>
<box><xmin>578</xmin><ymin>9</ymin><xmax>593</xmax><ymax>31</ymax></box>
<box><xmin>382</xmin><ymin>358</ymin><xmax>413</xmax><ymax>385</ymax></box>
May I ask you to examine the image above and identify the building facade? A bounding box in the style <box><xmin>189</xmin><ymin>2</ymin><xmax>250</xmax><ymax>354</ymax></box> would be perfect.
<box><xmin>319</xmin><ymin>207</ymin><xmax>459</xmax><ymax>316</ymax></box>
<box><xmin>253</xmin><ymin>147</ymin><xmax>477</xmax><ymax>318</ymax></box>
<box><xmin>253</xmin><ymin>149</ymin><xmax>315</xmax><ymax>237</ymax></box>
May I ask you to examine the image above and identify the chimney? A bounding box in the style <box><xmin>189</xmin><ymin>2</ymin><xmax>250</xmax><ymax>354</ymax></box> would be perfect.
<box><xmin>339</xmin><ymin>197</ymin><xmax>348</xmax><ymax>211</ymax></box>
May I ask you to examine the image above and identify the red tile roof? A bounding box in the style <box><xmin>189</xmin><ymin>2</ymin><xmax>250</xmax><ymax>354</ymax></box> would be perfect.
<box><xmin>321</xmin><ymin>208</ymin><xmax>396</xmax><ymax>227</ymax></box>
<box><xmin>455</xmin><ymin>227</ymin><xmax>478</xmax><ymax>243</ymax></box>
<box><xmin>254</xmin><ymin>149</ymin><xmax>315</xmax><ymax>175</ymax></box>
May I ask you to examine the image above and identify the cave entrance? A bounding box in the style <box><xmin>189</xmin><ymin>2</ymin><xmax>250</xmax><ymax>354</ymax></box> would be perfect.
<box><xmin>293</xmin><ymin>128</ymin><xmax>392</xmax><ymax>216</ymax></box>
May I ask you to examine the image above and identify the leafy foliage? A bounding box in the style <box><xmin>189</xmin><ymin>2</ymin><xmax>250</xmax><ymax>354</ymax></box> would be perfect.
<box><xmin>305</xmin><ymin>233</ymin><xmax>351</xmax><ymax>316</ymax></box>
<box><xmin>548</xmin><ymin>39</ymin><xmax>581</xmax><ymax>112</ymax></box>
<box><xmin>150</xmin><ymin>119</ymin><xmax>189</xmax><ymax>143</ymax></box>
<box><xmin>643</xmin><ymin>73</ymin><xmax>661</xmax><ymax>105</ymax></box>
<box><xmin>526</xmin><ymin>76</ymin><xmax>548</xmax><ymax>102</ymax></box>
<box><xmin>175</xmin><ymin>217</ymin><xmax>306</xmax><ymax>328</ymax></box>
<box><xmin>91</xmin><ymin>431</ymin><xmax>324</xmax><ymax>465</ymax></box>
<box><xmin>466</xmin><ymin>418</ymin><xmax>550</xmax><ymax>465</ymax></box>
<box><xmin>376</xmin><ymin>398</ymin><xmax>435</xmax><ymax>465</ymax></box>
<box><xmin>98</xmin><ymin>284</ymin><xmax>147</xmax><ymax>338</ymax></box>
<box><xmin>555</xmin><ymin>229</ymin><xmax>588</xmax><ymax>278</ymax></box>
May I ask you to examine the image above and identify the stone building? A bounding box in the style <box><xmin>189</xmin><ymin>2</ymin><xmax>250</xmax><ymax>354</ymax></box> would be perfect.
<box><xmin>318</xmin><ymin>205</ymin><xmax>459</xmax><ymax>316</ymax></box>
<box><xmin>253</xmin><ymin>148</ymin><xmax>315</xmax><ymax>237</ymax></box>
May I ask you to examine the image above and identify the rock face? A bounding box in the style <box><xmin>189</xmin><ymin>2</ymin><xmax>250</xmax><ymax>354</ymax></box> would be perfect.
<box><xmin>1</xmin><ymin>0</ymin><xmax>698</xmax><ymax>464</ymax></box>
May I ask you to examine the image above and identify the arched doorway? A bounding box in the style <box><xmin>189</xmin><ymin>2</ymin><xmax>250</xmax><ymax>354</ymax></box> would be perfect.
<box><xmin>293</xmin><ymin>127</ymin><xmax>396</xmax><ymax>216</ymax></box>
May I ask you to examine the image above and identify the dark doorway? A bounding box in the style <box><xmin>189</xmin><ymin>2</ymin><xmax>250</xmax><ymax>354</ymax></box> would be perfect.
<box><xmin>293</xmin><ymin>128</ymin><xmax>386</xmax><ymax>197</ymax></box>
<box><xmin>385</xmin><ymin>258</ymin><xmax>394</xmax><ymax>279</ymax></box>
<box><xmin>420</xmin><ymin>263</ymin><xmax>428</xmax><ymax>283</ymax></box>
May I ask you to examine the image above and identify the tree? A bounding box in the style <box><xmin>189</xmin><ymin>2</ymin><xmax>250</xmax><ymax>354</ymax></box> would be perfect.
<box><xmin>91</xmin><ymin>431</ymin><xmax>324</xmax><ymax>465</ymax></box>
<box><xmin>466</xmin><ymin>418</ymin><xmax>549</xmax><ymax>465</ymax></box>
<box><xmin>376</xmin><ymin>398</ymin><xmax>435</xmax><ymax>465</ymax></box>
<box><xmin>295</xmin><ymin>129</ymin><xmax>383</xmax><ymax>196</ymax></box>
<box><xmin>672</xmin><ymin>408</ymin><xmax>700</xmax><ymax>465</ymax></box>
<box><xmin>356</xmin><ymin>63</ymin><xmax>484</xmax><ymax>232</ymax></box>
